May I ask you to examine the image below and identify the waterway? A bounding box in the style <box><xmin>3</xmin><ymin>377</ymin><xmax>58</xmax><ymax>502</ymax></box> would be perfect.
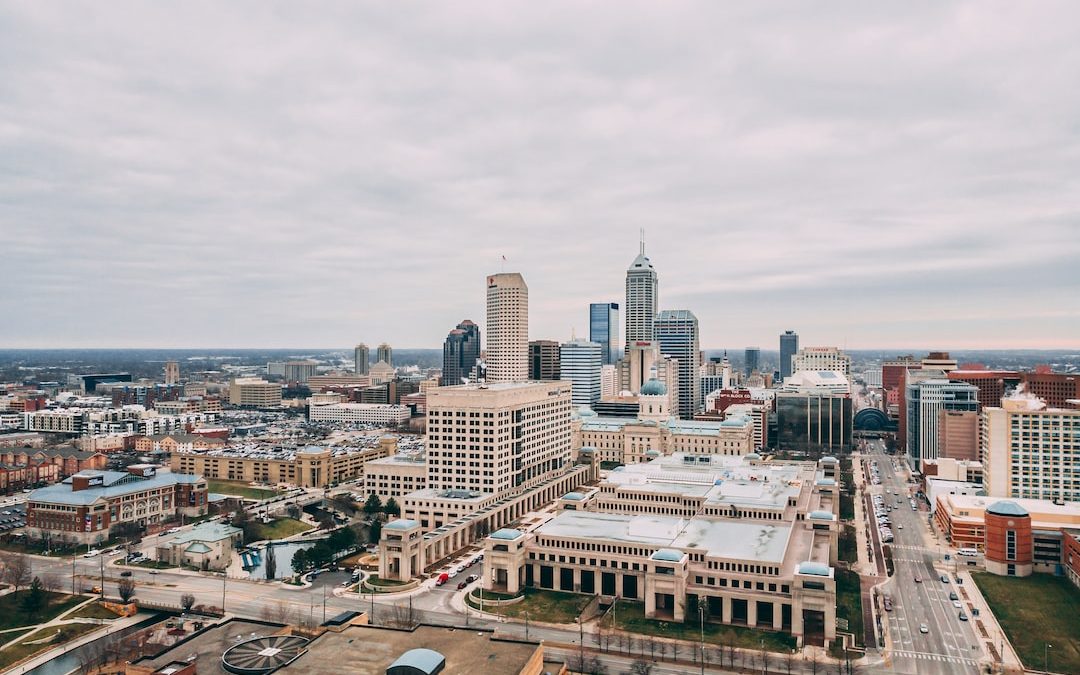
<box><xmin>243</xmin><ymin>540</ymin><xmax>317</xmax><ymax>580</ymax></box>
<box><xmin>23</xmin><ymin>614</ymin><xmax>164</xmax><ymax>675</ymax></box>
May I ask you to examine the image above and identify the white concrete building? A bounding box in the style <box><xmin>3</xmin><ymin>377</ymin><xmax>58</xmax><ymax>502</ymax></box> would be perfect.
<box><xmin>983</xmin><ymin>395</ymin><xmax>1080</xmax><ymax>503</ymax></box>
<box><xmin>485</xmin><ymin>272</ymin><xmax>529</xmax><ymax>383</ymax></box>
<box><xmin>560</xmin><ymin>339</ymin><xmax>602</xmax><ymax>406</ymax></box>
<box><xmin>791</xmin><ymin>348</ymin><xmax>852</xmax><ymax>389</ymax></box>
<box><xmin>625</xmin><ymin>241</ymin><xmax>658</xmax><ymax>351</ymax></box>
<box><xmin>307</xmin><ymin>402</ymin><xmax>410</xmax><ymax>426</ymax></box>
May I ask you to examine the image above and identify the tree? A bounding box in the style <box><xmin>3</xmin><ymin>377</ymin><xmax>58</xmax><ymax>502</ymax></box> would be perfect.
<box><xmin>628</xmin><ymin>659</ymin><xmax>653</xmax><ymax>675</ymax></box>
<box><xmin>785</xmin><ymin>649</ymin><xmax>795</xmax><ymax>675</ymax></box>
<box><xmin>117</xmin><ymin>577</ymin><xmax>136</xmax><ymax>603</ymax></box>
<box><xmin>567</xmin><ymin>654</ymin><xmax>606</xmax><ymax>675</ymax></box>
<box><xmin>328</xmin><ymin>526</ymin><xmax>357</xmax><ymax>553</ymax></box>
<box><xmin>807</xmin><ymin>648</ymin><xmax>820</xmax><ymax>675</ymax></box>
<box><xmin>383</xmin><ymin>497</ymin><xmax>400</xmax><ymax>517</ymax></box>
<box><xmin>181</xmin><ymin>593</ymin><xmax>196</xmax><ymax>612</ymax></box>
<box><xmin>363</xmin><ymin>494</ymin><xmax>383</xmax><ymax>515</ymax></box>
<box><xmin>292</xmin><ymin>549</ymin><xmax>309</xmax><ymax>575</ymax></box>
<box><xmin>20</xmin><ymin>577</ymin><xmax>46</xmax><ymax>619</ymax></box>
<box><xmin>368</xmin><ymin>519</ymin><xmax>382</xmax><ymax>544</ymax></box>
<box><xmin>2</xmin><ymin>552</ymin><xmax>31</xmax><ymax>592</ymax></box>
<box><xmin>40</xmin><ymin>572</ymin><xmax>62</xmax><ymax>603</ymax></box>
<box><xmin>231</xmin><ymin>509</ymin><xmax>258</xmax><ymax>544</ymax></box>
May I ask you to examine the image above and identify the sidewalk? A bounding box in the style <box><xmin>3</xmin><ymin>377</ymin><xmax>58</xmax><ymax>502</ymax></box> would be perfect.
<box><xmin>957</xmin><ymin>569</ymin><xmax>1024</xmax><ymax>674</ymax></box>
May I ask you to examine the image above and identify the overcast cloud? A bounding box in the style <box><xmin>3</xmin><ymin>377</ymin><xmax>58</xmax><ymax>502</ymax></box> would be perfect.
<box><xmin>2</xmin><ymin>2</ymin><xmax>1079</xmax><ymax>351</ymax></box>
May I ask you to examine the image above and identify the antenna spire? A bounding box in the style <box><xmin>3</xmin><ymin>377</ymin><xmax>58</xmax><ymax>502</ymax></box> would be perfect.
<box><xmin>639</xmin><ymin>228</ymin><xmax>645</xmax><ymax>255</ymax></box>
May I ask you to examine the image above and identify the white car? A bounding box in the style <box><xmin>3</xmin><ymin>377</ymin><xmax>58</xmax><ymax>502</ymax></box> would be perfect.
<box><xmin>83</xmin><ymin>549</ymin><xmax>101</xmax><ymax>558</ymax></box>
<box><xmin>952</xmin><ymin>600</ymin><xmax>962</xmax><ymax>608</ymax></box>
<box><xmin>919</xmin><ymin>623</ymin><xmax>929</xmax><ymax>634</ymax></box>
<box><xmin>166</xmin><ymin>527</ymin><xmax>182</xmax><ymax>534</ymax></box>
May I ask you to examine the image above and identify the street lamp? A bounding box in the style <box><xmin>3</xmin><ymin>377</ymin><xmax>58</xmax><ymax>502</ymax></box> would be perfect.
<box><xmin>698</xmin><ymin>603</ymin><xmax>705</xmax><ymax>675</ymax></box>
<box><xmin>1045</xmin><ymin>642</ymin><xmax>1052</xmax><ymax>674</ymax></box>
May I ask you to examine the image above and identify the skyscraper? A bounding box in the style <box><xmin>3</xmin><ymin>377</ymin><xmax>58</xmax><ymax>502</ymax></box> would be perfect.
<box><xmin>656</xmin><ymin>309</ymin><xmax>700</xmax><ymax>419</ymax></box>
<box><xmin>528</xmin><ymin>340</ymin><xmax>561</xmax><ymax>381</ymax></box>
<box><xmin>625</xmin><ymin>240</ymin><xmax>658</xmax><ymax>352</ymax></box>
<box><xmin>779</xmin><ymin>330</ymin><xmax>799</xmax><ymax>380</ymax></box>
<box><xmin>486</xmin><ymin>272</ymin><xmax>529</xmax><ymax>382</ymax></box>
<box><xmin>589</xmin><ymin>302</ymin><xmax>620</xmax><ymax>366</ymax></box>
<box><xmin>905</xmin><ymin>373</ymin><xmax>979</xmax><ymax>469</ymax></box>
<box><xmin>743</xmin><ymin>347</ymin><xmax>760</xmax><ymax>376</ymax></box>
<box><xmin>354</xmin><ymin>343</ymin><xmax>369</xmax><ymax>375</ymax></box>
<box><xmin>376</xmin><ymin>343</ymin><xmax>393</xmax><ymax>367</ymax></box>
<box><xmin>441</xmin><ymin>320</ymin><xmax>481</xmax><ymax>386</ymax></box>
<box><xmin>560</xmin><ymin>339</ymin><xmax>602</xmax><ymax>406</ymax></box>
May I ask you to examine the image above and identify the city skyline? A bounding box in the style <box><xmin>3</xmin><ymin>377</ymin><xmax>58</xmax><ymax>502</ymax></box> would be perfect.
<box><xmin>2</xmin><ymin>4</ymin><xmax>1080</xmax><ymax>350</ymax></box>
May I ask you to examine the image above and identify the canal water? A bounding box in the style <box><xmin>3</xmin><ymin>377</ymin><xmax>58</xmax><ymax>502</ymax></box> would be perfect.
<box><xmin>24</xmin><ymin>614</ymin><xmax>163</xmax><ymax>675</ymax></box>
<box><xmin>242</xmin><ymin>540</ymin><xmax>317</xmax><ymax>580</ymax></box>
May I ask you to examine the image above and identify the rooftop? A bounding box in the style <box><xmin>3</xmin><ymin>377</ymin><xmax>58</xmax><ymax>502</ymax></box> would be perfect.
<box><xmin>30</xmin><ymin>470</ymin><xmax>204</xmax><ymax>506</ymax></box>
<box><xmin>170</xmin><ymin>521</ymin><xmax>242</xmax><ymax>545</ymax></box>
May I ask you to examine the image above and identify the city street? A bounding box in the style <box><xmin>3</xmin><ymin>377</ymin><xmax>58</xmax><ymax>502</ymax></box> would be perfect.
<box><xmin>864</xmin><ymin>440</ymin><xmax>983</xmax><ymax>675</ymax></box>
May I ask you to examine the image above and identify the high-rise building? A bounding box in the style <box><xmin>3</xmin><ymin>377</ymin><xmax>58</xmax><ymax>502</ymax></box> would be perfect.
<box><xmin>656</xmin><ymin>310</ymin><xmax>700</xmax><ymax>419</ymax></box>
<box><xmin>983</xmin><ymin>396</ymin><xmax>1080</xmax><ymax>503</ymax></box>
<box><xmin>779</xmin><ymin>331</ymin><xmax>799</xmax><ymax>380</ymax></box>
<box><xmin>425</xmin><ymin>381</ymin><xmax>572</xmax><ymax>494</ymax></box>
<box><xmin>791</xmin><ymin>347</ymin><xmax>852</xmax><ymax>389</ymax></box>
<box><xmin>528</xmin><ymin>340</ymin><xmax>561</xmax><ymax>381</ymax></box>
<box><xmin>377</xmin><ymin>343</ymin><xmax>393</xmax><ymax>368</ymax></box>
<box><xmin>229</xmin><ymin>378</ymin><xmax>282</xmax><ymax>408</ymax></box>
<box><xmin>486</xmin><ymin>273</ymin><xmax>529</xmax><ymax>383</ymax></box>
<box><xmin>625</xmin><ymin>241</ymin><xmax>658</xmax><ymax>352</ymax></box>
<box><xmin>743</xmin><ymin>347</ymin><xmax>760</xmax><ymax>376</ymax></box>
<box><xmin>600</xmin><ymin>364</ymin><xmax>617</xmax><ymax>398</ymax></box>
<box><xmin>441</xmin><ymin>320</ymin><xmax>481</xmax><ymax>386</ymax></box>
<box><xmin>560</xmin><ymin>339</ymin><xmax>602</xmax><ymax>407</ymax></box>
<box><xmin>905</xmin><ymin>373</ymin><xmax>979</xmax><ymax>469</ymax></box>
<box><xmin>354</xmin><ymin>343</ymin><xmax>370</xmax><ymax>375</ymax></box>
<box><xmin>589</xmin><ymin>302</ymin><xmax>620</xmax><ymax>366</ymax></box>
<box><xmin>164</xmin><ymin>361</ymin><xmax>180</xmax><ymax>385</ymax></box>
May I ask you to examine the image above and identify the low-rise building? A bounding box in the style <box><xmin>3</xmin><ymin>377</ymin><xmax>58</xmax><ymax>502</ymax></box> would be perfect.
<box><xmin>228</xmin><ymin>378</ymin><xmax>282</xmax><ymax>408</ymax></box>
<box><xmin>0</xmin><ymin>446</ymin><xmax>107</xmax><ymax>478</ymax></box>
<box><xmin>135</xmin><ymin>433</ymin><xmax>227</xmax><ymax>454</ymax></box>
<box><xmin>155</xmin><ymin>521</ymin><xmax>243</xmax><ymax>571</ymax></box>
<box><xmin>307</xmin><ymin>402</ymin><xmax>410</xmax><ymax>426</ymax></box>
<box><xmin>363</xmin><ymin>452</ymin><xmax>427</xmax><ymax>501</ymax></box>
<box><xmin>27</xmin><ymin>465</ymin><xmax>208</xmax><ymax>546</ymax></box>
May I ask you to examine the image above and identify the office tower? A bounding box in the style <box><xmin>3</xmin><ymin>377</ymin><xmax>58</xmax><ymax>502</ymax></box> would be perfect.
<box><xmin>921</xmin><ymin>351</ymin><xmax>957</xmax><ymax>372</ymax></box>
<box><xmin>600</xmin><ymin>364</ymin><xmax>617</xmax><ymax>398</ymax></box>
<box><xmin>983</xmin><ymin>396</ymin><xmax>1080</xmax><ymax>502</ymax></box>
<box><xmin>905</xmin><ymin>373</ymin><xmax>979</xmax><ymax>469</ymax></box>
<box><xmin>779</xmin><ymin>330</ymin><xmax>799</xmax><ymax>380</ymax></box>
<box><xmin>625</xmin><ymin>240</ymin><xmax>658</xmax><ymax>351</ymax></box>
<box><xmin>776</xmin><ymin>372</ymin><xmax>854</xmax><ymax>454</ymax></box>
<box><xmin>656</xmin><ymin>309</ymin><xmax>700</xmax><ymax>419</ymax></box>
<box><xmin>743</xmin><ymin>347</ymin><xmax>760</xmax><ymax>376</ymax></box>
<box><xmin>425</xmin><ymin>380</ymin><xmax>572</xmax><ymax>493</ymax></box>
<box><xmin>441</xmin><ymin>320</ymin><xmax>481</xmax><ymax>386</ymax></box>
<box><xmin>164</xmin><ymin>361</ymin><xmax>180</xmax><ymax>385</ymax></box>
<box><xmin>589</xmin><ymin>302</ymin><xmax>620</xmax><ymax>366</ymax></box>
<box><xmin>354</xmin><ymin>343</ymin><xmax>370</xmax><ymax>375</ymax></box>
<box><xmin>560</xmin><ymin>339</ymin><xmax>602</xmax><ymax>406</ymax></box>
<box><xmin>486</xmin><ymin>273</ymin><xmax>529</xmax><ymax>382</ymax></box>
<box><xmin>791</xmin><ymin>347</ymin><xmax>852</xmax><ymax>389</ymax></box>
<box><xmin>229</xmin><ymin>378</ymin><xmax>283</xmax><ymax>407</ymax></box>
<box><xmin>377</xmin><ymin>343</ymin><xmax>393</xmax><ymax>367</ymax></box>
<box><xmin>528</xmin><ymin>340</ymin><xmax>561</xmax><ymax>381</ymax></box>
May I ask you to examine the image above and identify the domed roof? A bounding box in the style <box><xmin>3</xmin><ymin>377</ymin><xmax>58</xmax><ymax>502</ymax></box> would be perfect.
<box><xmin>641</xmin><ymin>378</ymin><xmax>667</xmax><ymax>396</ymax></box>
<box><xmin>577</xmin><ymin>405</ymin><xmax>598</xmax><ymax>417</ymax></box>
<box><xmin>987</xmin><ymin>500</ymin><xmax>1029</xmax><ymax>517</ymax></box>
<box><xmin>745</xmin><ymin>452</ymin><xmax>762</xmax><ymax>460</ymax></box>
<box><xmin>797</xmin><ymin>561</ymin><xmax>832</xmax><ymax>577</ymax></box>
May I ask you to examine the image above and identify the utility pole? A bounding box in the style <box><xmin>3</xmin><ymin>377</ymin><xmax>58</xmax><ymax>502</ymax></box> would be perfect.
<box><xmin>221</xmin><ymin>572</ymin><xmax>227</xmax><ymax>613</ymax></box>
<box><xmin>71</xmin><ymin>555</ymin><xmax>76</xmax><ymax>594</ymax></box>
<box><xmin>577</xmin><ymin>617</ymin><xmax>584</xmax><ymax>669</ymax></box>
<box><xmin>322</xmin><ymin>584</ymin><xmax>327</xmax><ymax>623</ymax></box>
<box><xmin>699</xmin><ymin>603</ymin><xmax>706</xmax><ymax>675</ymax></box>
<box><xmin>99</xmin><ymin>552</ymin><xmax>104</xmax><ymax>599</ymax></box>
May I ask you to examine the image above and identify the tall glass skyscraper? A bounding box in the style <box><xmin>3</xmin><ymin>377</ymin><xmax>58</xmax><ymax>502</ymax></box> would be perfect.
<box><xmin>780</xmin><ymin>330</ymin><xmax>799</xmax><ymax>380</ymax></box>
<box><xmin>560</xmin><ymin>339</ymin><xmax>602</xmax><ymax>406</ymax></box>
<box><xmin>656</xmin><ymin>309</ymin><xmax>700</xmax><ymax>419</ymax></box>
<box><xmin>744</xmin><ymin>347</ymin><xmax>760</xmax><ymax>376</ymax></box>
<box><xmin>441</xmin><ymin>320</ymin><xmax>481</xmax><ymax>386</ymax></box>
<box><xmin>589</xmin><ymin>302</ymin><xmax>619</xmax><ymax>365</ymax></box>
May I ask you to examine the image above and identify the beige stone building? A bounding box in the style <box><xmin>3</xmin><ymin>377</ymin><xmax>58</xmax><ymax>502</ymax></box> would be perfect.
<box><xmin>485</xmin><ymin>273</ymin><xmax>529</xmax><ymax>383</ymax></box>
<box><xmin>983</xmin><ymin>395</ymin><xmax>1080</xmax><ymax>503</ymax></box>
<box><xmin>364</xmin><ymin>452</ymin><xmax>427</xmax><ymax>501</ymax></box>
<box><xmin>228</xmin><ymin>378</ymin><xmax>282</xmax><ymax>408</ymax></box>
<box><xmin>938</xmin><ymin>409</ymin><xmax>978</xmax><ymax>461</ymax></box>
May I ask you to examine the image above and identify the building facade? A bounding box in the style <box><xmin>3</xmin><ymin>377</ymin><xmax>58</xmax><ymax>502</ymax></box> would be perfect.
<box><xmin>982</xmin><ymin>397</ymin><xmax>1080</xmax><ymax>502</ymax></box>
<box><xmin>589</xmin><ymin>302</ymin><xmax>620</xmax><ymax>366</ymax></box>
<box><xmin>790</xmin><ymin>348</ymin><xmax>851</xmax><ymax>388</ymax></box>
<box><xmin>228</xmin><ymin>379</ymin><xmax>282</xmax><ymax>408</ymax></box>
<box><xmin>560</xmin><ymin>339</ymin><xmax>602</xmax><ymax>407</ymax></box>
<box><xmin>625</xmin><ymin>243</ymin><xmax>658</xmax><ymax>352</ymax></box>
<box><xmin>307</xmin><ymin>402</ymin><xmax>411</xmax><ymax>426</ymax></box>
<box><xmin>486</xmin><ymin>273</ymin><xmax>529</xmax><ymax>383</ymax></box>
<box><xmin>905</xmin><ymin>376</ymin><xmax>979</xmax><ymax>469</ymax></box>
<box><xmin>377</xmin><ymin>343</ymin><xmax>393</xmax><ymax>368</ymax></box>
<box><xmin>779</xmin><ymin>331</ymin><xmax>799</xmax><ymax>381</ymax></box>
<box><xmin>527</xmin><ymin>340</ymin><xmax>561</xmax><ymax>382</ymax></box>
<box><xmin>441</xmin><ymin>320</ymin><xmax>481</xmax><ymax>386</ymax></box>
<box><xmin>354</xmin><ymin>343</ymin><xmax>370</xmax><ymax>375</ymax></box>
<box><xmin>744</xmin><ymin>347</ymin><xmax>760</xmax><ymax>377</ymax></box>
<box><xmin>656</xmin><ymin>310</ymin><xmax>700</xmax><ymax>419</ymax></box>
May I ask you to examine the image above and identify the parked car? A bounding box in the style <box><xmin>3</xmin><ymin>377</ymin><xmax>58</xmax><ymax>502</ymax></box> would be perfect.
<box><xmin>913</xmin><ymin>575</ymin><xmax>921</xmax><ymax>583</ymax></box>
<box><xmin>940</xmin><ymin>575</ymin><xmax>949</xmax><ymax>583</ymax></box>
<box><xmin>83</xmin><ymin>549</ymin><xmax>101</xmax><ymax>558</ymax></box>
<box><xmin>466</xmin><ymin>574</ymin><xmax>479</xmax><ymax>584</ymax></box>
<box><xmin>958</xmin><ymin>612</ymin><xmax>968</xmax><ymax>621</ymax></box>
<box><xmin>457</xmin><ymin>581</ymin><xmax>468</xmax><ymax>590</ymax></box>
<box><xmin>120</xmin><ymin>570</ymin><xmax>132</xmax><ymax>577</ymax></box>
<box><xmin>919</xmin><ymin>623</ymin><xmax>929</xmax><ymax>634</ymax></box>
<box><xmin>436</xmin><ymin>573</ymin><xmax>449</xmax><ymax>586</ymax></box>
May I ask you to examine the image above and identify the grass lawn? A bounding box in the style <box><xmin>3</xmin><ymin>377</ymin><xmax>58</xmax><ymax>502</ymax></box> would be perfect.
<box><xmin>973</xmin><ymin>572</ymin><xmax>1080</xmax><ymax>674</ymax></box>
<box><xmin>478</xmin><ymin>588</ymin><xmax>592</xmax><ymax>624</ymax></box>
<box><xmin>472</xmin><ymin>588</ymin><xmax>522</xmax><ymax>601</ymax></box>
<box><xmin>206</xmin><ymin>479</ymin><xmax>282</xmax><ymax>500</ymax></box>
<box><xmin>366</xmin><ymin>575</ymin><xmax>406</xmax><ymax>587</ymax></box>
<box><xmin>833</xmin><ymin>569</ymin><xmax>863</xmax><ymax>647</ymax></box>
<box><xmin>839</xmin><ymin>492</ymin><xmax>855</xmax><ymax>521</ymax></box>
<box><xmin>65</xmin><ymin>602</ymin><xmax>120</xmax><ymax>620</ymax></box>
<box><xmin>0</xmin><ymin>622</ymin><xmax>103</xmax><ymax>670</ymax></box>
<box><xmin>0</xmin><ymin>592</ymin><xmax>86</xmax><ymax>630</ymax></box>
<box><xmin>838</xmin><ymin>524</ymin><xmax>858</xmax><ymax>564</ymax></box>
<box><xmin>613</xmin><ymin>601</ymin><xmax>798</xmax><ymax>654</ymax></box>
<box><xmin>252</xmin><ymin>517</ymin><xmax>311</xmax><ymax>540</ymax></box>
<box><xmin>117</xmin><ymin>558</ymin><xmax>176</xmax><ymax>569</ymax></box>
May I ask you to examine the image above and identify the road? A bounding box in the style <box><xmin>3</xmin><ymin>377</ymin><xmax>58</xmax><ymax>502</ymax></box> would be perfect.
<box><xmin>864</xmin><ymin>440</ymin><xmax>982</xmax><ymax>675</ymax></box>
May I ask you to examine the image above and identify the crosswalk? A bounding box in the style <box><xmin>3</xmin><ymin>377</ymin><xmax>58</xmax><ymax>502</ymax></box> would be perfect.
<box><xmin>892</xmin><ymin>649</ymin><xmax>977</xmax><ymax>665</ymax></box>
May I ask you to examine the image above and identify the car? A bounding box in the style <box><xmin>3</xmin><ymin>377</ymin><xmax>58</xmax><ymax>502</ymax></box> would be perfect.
<box><xmin>952</xmin><ymin>600</ymin><xmax>962</xmax><ymax>608</ymax></box>
<box><xmin>958</xmin><ymin>612</ymin><xmax>968</xmax><ymax>621</ymax></box>
<box><xmin>954</xmin><ymin>576</ymin><xmax>963</xmax><ymax>584</ymax></box>
<box><xmin>436</xmin><ymin>573</ymin><xmax>449</xmax><ymax>586</ymax></box>
<box><xmin>457</xmin><ymin>581</ymin><xmax>468</xmax><ymax>590</ymax></box>
<box><xmin>883</xmin><ymin>596</ymin><xmax>893</xmax><ymax>611</ymax></box>
<box><xmin>120</xmin><ymin>570</ymin><xmax>132</xmax><ymax>577</ymax></box>
<box><xmin>148</xmin><ymin>569</ymin><xmax>159</xmax><ymax>575</ymax></box>
<box><xmin>949</xmin><ymin>591</ymin><xmax>958</xmax><ymax>601</ymax></box>
<box><xmin>166</xmin><ymin>527</ymin><xmax>182</xmax><ymax>534</ymax></box>
<box><xmin>84</xmin><ymin>549</ymin><xmax>101</xmax><ymax>558</ymax></box>
<box><xmin>898</xmin><ymin>524</ymin><xmax>904</xmax><ymax>529</ymax></box>
<box><xmin>940</xmin><ymin>575</ymin><xmax>949</xmax><ymax>583</ymax></box>
<box><xmin>919</xmin><ymin>623</ymin><xmax>929</xmax><ymax>634</ymax></box>
<box><xmin>914</xmin><ymin>575</ymin><xmax>921</xmax><ymax>583</ymax></box>
<box><xmin>466</xmin><ymin>574</ymin><xmax>479</xmax><ymax>583</ymax></box>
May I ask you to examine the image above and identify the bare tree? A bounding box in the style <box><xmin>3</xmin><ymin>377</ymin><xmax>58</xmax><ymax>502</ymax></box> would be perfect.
<box><xmin>180</xmin><ymin>593</ymin><xmax>196</xmax><ymax>612</ymax></box>
<box><xmin>390</xmin><ymin>601</ymin><xmax>416</xmax><ymax>627</ymax></box>
<box><xmin>624</xmin><ymin>634</ymin><xmax>636</xmax><ymax>655</ymax></box>
<box><xmin>40</xmin><ymin>572</ymin><xmax>63</xmax><ymax>602</ymax></box>
<box><xmin>117</xmin><ymin>577</ymin><xmax>136</xmax><ymax>603</ymax></box>
<box><xmin>567</xmin><ymin>654</ymin><xmax>606</xmax><ymax>675</ymax></box>
<box><xmin>785</xmin><ymin>649</ymin><xmax>795</xmax><ymax>675</ymax></box>
<box><xmin>1</xmin><ymin>552</ymin><xmax>32</xmax><ymax>592</ymax></box>
<box><xmin>807</xmin><ymin>648</ymin><xmax>820</xmax><ymax>675</ymax></box>
<box><xmin>645</xmin><ymin>637</ymin><xmax>657</xmax><ymax>661</ymax></box>
<box><xmin>628</xmin><ymin>660</ymin><xmax>653</xmax><ymax>675</ymax></box>
<box><xmin>260</xmin><ymin>600</ymin><xmax>292</xmax><ymax>623</ymax></box>
<box><xmin>670</xmin><ymin>640</ymin><xmax>679</xmax><ymax>662</ymax></box>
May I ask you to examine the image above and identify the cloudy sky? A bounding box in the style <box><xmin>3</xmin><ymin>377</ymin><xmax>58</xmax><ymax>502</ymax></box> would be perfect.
<box><xmin>2</xmin><ymin>2</ymin><xmax>1079</xmax><ymax>351</ymax></box>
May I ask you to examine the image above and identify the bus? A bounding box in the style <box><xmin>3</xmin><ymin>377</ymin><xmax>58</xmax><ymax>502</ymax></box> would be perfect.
<box><xmin>957</xmin><ymin>548</ymin><xmax>980</xmax><ymax>557</ymax></box>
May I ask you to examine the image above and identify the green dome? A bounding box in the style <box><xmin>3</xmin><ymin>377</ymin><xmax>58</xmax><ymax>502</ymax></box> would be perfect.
<box><xmin>987</xmin><ymin>501</ymin><xmax>1029</xmax><ymax>517</ymax></box>
<box><xmin>641</xmin><ymin>378</ymin><xmax>667</xmax><ymax>396</ymax></box>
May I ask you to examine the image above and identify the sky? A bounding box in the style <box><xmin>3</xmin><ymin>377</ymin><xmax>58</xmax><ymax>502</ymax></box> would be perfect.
<box><xmin>2</xmin><ymin>2</ymin><xmax>1079</xmax><ymax>351</ymax></box>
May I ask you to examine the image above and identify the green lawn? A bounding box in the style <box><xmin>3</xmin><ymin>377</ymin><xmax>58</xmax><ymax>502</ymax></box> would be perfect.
<box><xmin>476</xmin><ymin>588</ymin><xmax>592</xmax><ymax>624</ymax></box>
<box><xmin>838</xmin><ymin>524</ymin><xmax>858</xmax><ymax>564</ymax></box>
<box><xmin>65</xmin><ymin>602</ymin><xmax>120</xmax><ymax>620</ymax></box>
<box><xmin>0</xmin><ymin>622</ymin><xmax>103</xmax><ymax>670</ymax></box>
<box><xmin>973</xmin><ymin>572</ymin><xmax>1080</xmax><ymax>674</ymax></box>
<box><xmin>366</xmin><ymin>575</ymin><xmax>407</xmax><ymax>587</ymax></box>
<box><xmin>252</xmin><ymin>517</ymin><xmax>311</xmax><ymax>540</ymax></box>
<box><xmin>833</xmin><ymin>569</ymin><xmax>863</xmax><ymax>647</ymax></box>
<box><xmin>613</xmin><ymin>601</ymin><xmax>797</xmax><ymax>654</ymax></box>
<box><xmin>206</xmin><ymin>479</ymin><xmax>282</xmax><ymax>500</ymax></box>
<box><xmin>0</xmin><ymin>592</ymin><xmax>86</xmax><ymax>630</ymax></box>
